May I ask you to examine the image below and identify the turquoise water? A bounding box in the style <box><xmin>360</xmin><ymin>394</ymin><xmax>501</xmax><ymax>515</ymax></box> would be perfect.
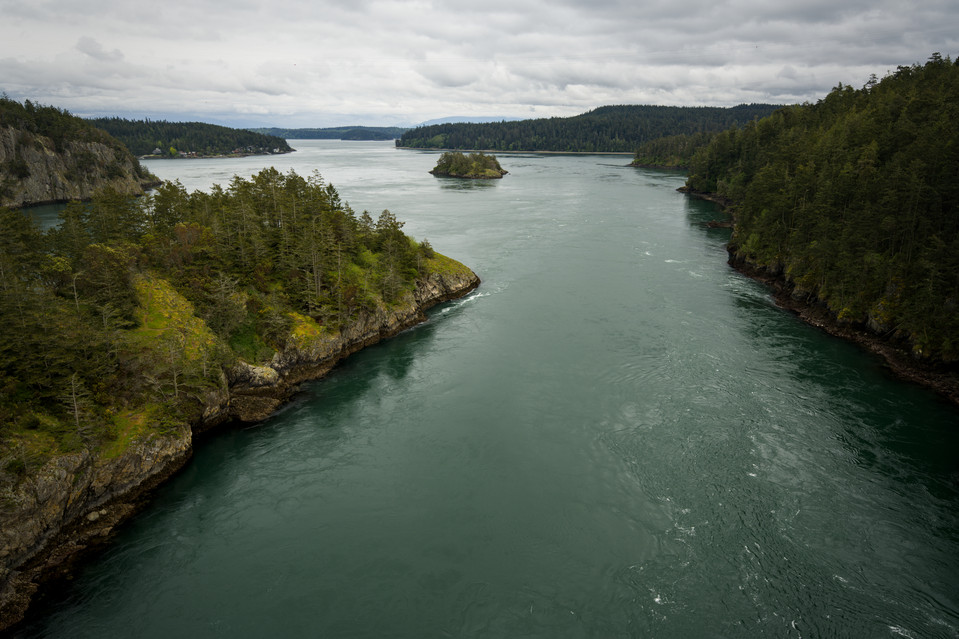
<box><xmin>17</xmin><ymin>141</ymin><xmax>959</xmax><ymax>638</ymax></box>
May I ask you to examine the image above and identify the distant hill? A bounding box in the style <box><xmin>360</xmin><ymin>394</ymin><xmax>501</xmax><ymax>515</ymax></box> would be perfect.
<box><xmin>250</xmin><ymin>126</ymin><xmax>408</xmax><ymax>141</ymax></box>
<box><xmin>0</xmin><ymin>98</ymin><xmax>158</xmax><ymax>207</ymax></box>
<box><xmin>89</xmin><ymin>118</ymin><xmax>293</xmax><ymax>157</ymax></box>
<box><xmin>396</xmin><ymin>104</ymin><xmax>784</xmax><ymax>153</ymax></box>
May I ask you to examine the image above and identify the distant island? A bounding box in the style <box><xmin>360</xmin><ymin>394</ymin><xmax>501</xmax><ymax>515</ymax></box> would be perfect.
<box><xmin>89</xmin><ymin>117</ymin><xmax>293</xmax><ymax>158</ymax></box>
<box><xmin>249</xmin><ymin>126</ymin><xmax>408</xmax><ymax>141</ymax></box>
<box><xmin>429</xmin><ymin>151</ymin><xmax>507</xmax><ymax>179</ymax></box>
<box><xmin>398</xmin><ymin>104</ymin><xmax>782</xmax><ymax>153</ymax></box>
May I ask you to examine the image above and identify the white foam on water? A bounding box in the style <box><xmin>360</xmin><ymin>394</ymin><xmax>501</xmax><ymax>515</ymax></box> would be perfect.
<box><xmin>438</xmin><ymin>289</ymin><xmax>490</xmax><ymax>314</ymax></box>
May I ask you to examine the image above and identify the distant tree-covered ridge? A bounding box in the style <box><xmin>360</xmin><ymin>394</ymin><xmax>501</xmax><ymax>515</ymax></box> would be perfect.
<box><xmin>397</xmin><ymin>104</ymin><xmax>782</xmax><ymax>153</ymax></box>
<box><xmin>89</xmin><ymin>118</ymin><xmax>294</xmax><ymax>157</ymax></box>
<box><xmin>430</xmin><ymin>151</ymin><xmax>507</xmax><ymax>179</ymax></box>
<box><xmin>250</xmin><ymin>126</ymin><xmax>408</xmax><ymax>141</ymax></box>
<box><xmin>0</xmin><ymin>97</ymin><xmax>158</xmax><ymax>207</ymax></box>
<box><xmin>685</xmin><ymin>53</ymin><xmax>959</xmax><ymax>362</ymax></box>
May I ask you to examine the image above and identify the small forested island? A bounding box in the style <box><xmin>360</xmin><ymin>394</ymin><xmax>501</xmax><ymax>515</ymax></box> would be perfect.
<box><xmin>89</xmin><ymin>117</ymin><xmax>294</xmax><ymax>158</ymax></box>
<box><xmin>680</xmin><ymin>53</ymin><xmax>959</xmax><ymax>399</ymax></box>
<box><xmin>430</xmin><ymin>151</ymin><xmax>507</xmax><ymax>179</ymax></box>
<box><xmin>0</xmin><ymin>98</ymin><xmax>159</xmax><ymax>207</ymax></box>
<box><xmin>0</xmin><ymin>169</ymin><xmax>479</xmax><ymax>629</ymax></box>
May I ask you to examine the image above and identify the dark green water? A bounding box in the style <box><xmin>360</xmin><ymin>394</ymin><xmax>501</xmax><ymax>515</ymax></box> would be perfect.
<box><xmin>17</xmin><ymin>141</ymin><xmax>959</xmax><ymax>638</ymax></box>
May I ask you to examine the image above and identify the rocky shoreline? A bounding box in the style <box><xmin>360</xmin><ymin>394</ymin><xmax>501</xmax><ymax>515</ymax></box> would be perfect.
<box><xmin>676</xmin><ymin>185</ymin><xmax>736</xmax><ymax>209</ymax></box>
<box><xmin>727</xmin><ymin>252</ymin><xmax>959</xmax><ymax>407</ymax></box>
<box><xmin>678</xmin><ymin>186</ymin><xmax>959</xmax><ymax>408</ymax></box>
<box><xmin>0</xmin><ymin>266</ymin><xmax>480</xmax><ymax>632</ymax></box>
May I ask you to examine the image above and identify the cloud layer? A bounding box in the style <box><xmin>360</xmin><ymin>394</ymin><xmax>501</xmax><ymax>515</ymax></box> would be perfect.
<box><xmin>1</xmin><ymin>0</ymin><xmax>956</xmax><ymax>126</ymax></box>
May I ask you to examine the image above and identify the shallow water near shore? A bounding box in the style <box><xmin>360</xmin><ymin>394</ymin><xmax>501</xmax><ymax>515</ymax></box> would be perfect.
<box><xmin>16</xmin><ymin>141</ymin><xmax>959</xmax><ymax>638</ymax></box>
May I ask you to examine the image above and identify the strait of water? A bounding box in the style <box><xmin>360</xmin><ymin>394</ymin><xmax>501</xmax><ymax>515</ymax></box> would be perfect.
<box><xmin>17</xmin><ymin>141</ymin><xmax>959</xmax><ymax>638</ymax></box>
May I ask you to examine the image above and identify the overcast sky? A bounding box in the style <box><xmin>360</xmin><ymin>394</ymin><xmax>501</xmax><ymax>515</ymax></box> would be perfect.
<box><xmin>1</xmin><ymin>0</ymin><xmax>956</xmax><ymax>127</ymax></box>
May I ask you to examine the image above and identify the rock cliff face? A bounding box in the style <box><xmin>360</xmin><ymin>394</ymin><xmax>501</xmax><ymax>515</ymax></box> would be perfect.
<box><xmin>0</xmin><ymin>427</ymin><xmax>193</xmax><ymax>626</ymax></box>
<box><xmin>0</xmin><ymin>125</ymin><xmax>157</xmax><ymax>208</ymax></box>
<box><xmin>0</xmin><ymin>266</ymin><xmax>479</xmax><ymax>630</ymax></box>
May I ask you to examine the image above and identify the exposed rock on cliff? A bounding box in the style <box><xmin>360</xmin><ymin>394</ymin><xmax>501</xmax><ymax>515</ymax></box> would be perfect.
<box><xmin>0</xmin><ymin>125</ymin><xmax>158</xmax><ymax>208</ymax></box>
<box><xmin>0</xmin><ymin>426</ymin><xmax>192</xmax><ymax>627</ymax></box>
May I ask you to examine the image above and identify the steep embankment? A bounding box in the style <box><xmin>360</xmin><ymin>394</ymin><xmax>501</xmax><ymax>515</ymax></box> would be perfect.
<box><xmin>0</xmin><ymin>126</ymin><xmax>157</xmax><ymax>208</ymax></box>
<box><xmin>0</xmin><ymin>262</ymin><xmax>478</xmax><ymax>631</ymax></box>
<box><xmin>0</xmin><ymin>98</ymin><xmax>158</xmax><ymax>208</ymax></box>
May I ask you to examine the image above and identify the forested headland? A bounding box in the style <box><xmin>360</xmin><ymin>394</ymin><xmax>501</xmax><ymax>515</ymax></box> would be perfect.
<box><xmin>0</xmin><ymin>168</ymin><xmax>479</xmax><ymax>627</ymax></box>
<box><xmin>1</xmin><ymin>168</ymin><xmax>463</xmax><ymax>471</ymax></box>
<box><xmin>250</xmin><ymin>126</ymin><xmax>408</xmax><ymax>141</ymax></box>
<box><xmin>683</xmin><ymin>54</ymin><xmax>959</xmax><ymax>366</ymax></box>
<box><xmin>0</xmin><ymin>98</ymin><xmax>158</xmax><ymax>207</ymax></box>
<box><xmin>396</xmin><ymin>104</ymin><xmax>781</xmax><ymax>153</ymax></box>
<box><xmin>89</xmin><ymin>118</ymin><xmax>293</xmax><ymax>157</ymax></box>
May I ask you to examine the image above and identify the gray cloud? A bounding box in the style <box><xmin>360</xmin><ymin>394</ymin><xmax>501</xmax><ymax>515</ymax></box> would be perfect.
<box><xmin>75</xmin><ymin>36</ymin><xmax>124</xmax><ymax>62</ymax></box>
<box><xmin>0</xmin><ymin>0</ymin><xmax>955</xmax><ymax>126</ymax></box>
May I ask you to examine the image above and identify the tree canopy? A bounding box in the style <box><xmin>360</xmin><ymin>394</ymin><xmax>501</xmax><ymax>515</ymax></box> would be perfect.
<box><xmin>1</xmin><ymin>97</ymin><xmax>124</xmax><ymax>153</ymax></box>
<box><xmin>631</xmin><ymin>131</ymin><xmax>716</xmax><ymax>169</ymax></box>
<box><xmin>685</xmin><ymin>54</ymin><xmax>959</xmax><ymax>361</ymax></box>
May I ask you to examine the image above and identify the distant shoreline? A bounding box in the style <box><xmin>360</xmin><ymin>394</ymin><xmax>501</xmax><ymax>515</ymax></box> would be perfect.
<box><xmin>139</xmin><ymin>150</ymin><xmax>296</xmax><ymax>160</ymax></box>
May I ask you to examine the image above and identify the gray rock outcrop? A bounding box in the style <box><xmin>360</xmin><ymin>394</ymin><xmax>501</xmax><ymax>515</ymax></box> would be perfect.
<box><xmin>0</xmin><ymin>125</ymin><xmax>157</xmax><ymax>208</ymax></box>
